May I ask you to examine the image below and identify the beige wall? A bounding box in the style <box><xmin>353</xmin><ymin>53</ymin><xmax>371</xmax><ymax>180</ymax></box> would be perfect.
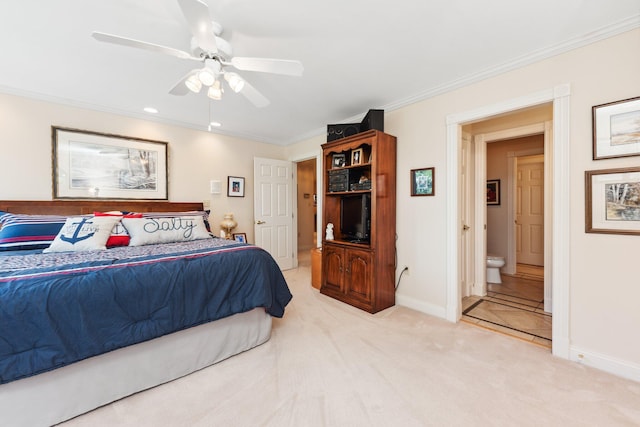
<box><xmin>0</xmin><ymin>93</ymin><xmax>286</xmax><ymax>243</ymax></box>
<box><xmin>288</xmin><ymin>28</ymin><xmax>640</xmax><ymax>378</ymax></box>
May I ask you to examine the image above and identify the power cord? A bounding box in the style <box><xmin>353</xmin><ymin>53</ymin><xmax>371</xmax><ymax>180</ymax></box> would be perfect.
<box><xmin>396</xmin><ymin>266</ymin><xmax>408</xmax><ymax>289</ymax></box>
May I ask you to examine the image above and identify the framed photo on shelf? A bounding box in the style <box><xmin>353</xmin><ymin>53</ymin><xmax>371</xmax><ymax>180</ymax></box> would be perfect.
<box><xmin>410</xmin><ymin>167</ymin><xmax>434</xmax><ymax>196</ymax></box>
<box><xmin>486</xmin><ymin>179</ymin><xmax>500</xmax><ymax>205</ymax></box>
<box><xmin>351</xmin><ymin>148</ymin><xmax>364</xmax><ymax>166</ymax></box>
<box><xmin>332</xmin><ymin>153</ymin><xmax>346</xmax><ymax>168</ymax></box>
<box><xmin>585</xmin><ymin>167</ymin><xmax>640</xmax><ymax>235</ymax></box>
<box><xmin>232</xmin><ymin>233</ymin><xmax>247</xmax><ymax>243</ymax></box>
<box><xmin>52</xmin><ymin>126</ymin><xmax>168</xmax><ymax>200</ymax></box>
<box><xmin>227</xmin><ymin>176</ymin><xmax>245</xmax><ymax>197</ymax></box>
<box><xmin>592</xmin><ymin>96</ymin><xmax>640</xmax><ymax>160</ymax></box>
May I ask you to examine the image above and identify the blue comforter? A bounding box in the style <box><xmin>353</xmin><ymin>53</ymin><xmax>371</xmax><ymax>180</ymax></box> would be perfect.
<box><xmin>0</xmin><ymin>238</ymin><xmax>292</xmax><ymax>384</ymax></box>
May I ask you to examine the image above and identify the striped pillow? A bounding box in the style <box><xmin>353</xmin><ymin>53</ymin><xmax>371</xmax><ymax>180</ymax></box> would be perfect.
<box><xmin>0</xmin><ymin>212</ymin><xmax>69</xmax><ymax>251</ymax></box>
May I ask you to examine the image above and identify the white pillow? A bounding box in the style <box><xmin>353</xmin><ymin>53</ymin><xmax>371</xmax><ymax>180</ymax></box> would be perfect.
<box><xmin>44</xmin><ymin>216</ymin><xmax>121</xmax><ymax>253</ymax></box>
<box><xmin>122</xmin><ymin>216</ymin><xmax>211</xmax><ymax>246</ymax></box>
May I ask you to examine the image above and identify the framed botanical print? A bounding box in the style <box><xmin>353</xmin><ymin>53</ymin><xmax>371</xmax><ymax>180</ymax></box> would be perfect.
<box><xmin>411</xmin><ymin>167</ymin><xmax>434</xmax><ymax>196</ymax></box>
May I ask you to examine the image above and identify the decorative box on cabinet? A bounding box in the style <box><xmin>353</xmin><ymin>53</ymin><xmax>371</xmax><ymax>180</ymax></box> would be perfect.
<box><xmin>320</xmin><ymin>130</ymin><xmax>396</xmax><ymax>314</ymax></box>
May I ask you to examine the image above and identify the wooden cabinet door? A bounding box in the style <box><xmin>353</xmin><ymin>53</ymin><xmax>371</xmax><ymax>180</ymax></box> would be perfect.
<box><xmin>322</xmin><ymin>245</ymin><xmax>344</xmax><ymax>293</ymax></box>
<box><xmin>344</xmin><ymin>248</ymin><xmax>372</xmax><ymax>304</ymax></box>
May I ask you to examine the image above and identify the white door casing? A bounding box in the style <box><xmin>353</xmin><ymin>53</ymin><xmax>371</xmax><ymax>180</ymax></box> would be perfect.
<box><xmin>253</xmin><ymin>157</ymin><xmax>294</xmax><ymax>270</ymax></box>
<box><xmin>460</xmin><ymin>132</ymin><xmax>473</xmax><ymax>297</ymax></box>
<box><xmin>447</xmin><ymin>84</ymin><xmax>571</xmax><ymax>360</ymax></box>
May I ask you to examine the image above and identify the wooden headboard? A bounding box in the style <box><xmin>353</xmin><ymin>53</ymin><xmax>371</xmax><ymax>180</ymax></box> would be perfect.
<box><xmin>0</xmin><ymin>200</ymin><xmax>205</xmax><ymax>215</ymax></box>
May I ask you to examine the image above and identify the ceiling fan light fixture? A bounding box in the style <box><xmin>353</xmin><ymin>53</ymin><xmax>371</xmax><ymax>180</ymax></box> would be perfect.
<box><xmin>207</xmin><ymin>80</ymin><xmax>223</xmax><ymax>100</ymax></box>
<box><xmin>198</xmin><ymin>67</ymin><xmax>216</xmax><ymax>86</ymax></box>
<box><xmin>185</xmin><ymin>74</ymin><xmax>202</xmax><ymax>93</ymax></box>
<box><xmin>224</xmin><ymin>72</ymin><xmax>245</xmax><ymax>93</ymax></box>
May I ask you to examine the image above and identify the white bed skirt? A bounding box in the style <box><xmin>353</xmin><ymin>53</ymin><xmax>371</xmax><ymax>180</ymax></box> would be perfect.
<box><xmin>0</xmin><ymin>308</ymin><xmax>272</xmax><ymax>427</ymax></box>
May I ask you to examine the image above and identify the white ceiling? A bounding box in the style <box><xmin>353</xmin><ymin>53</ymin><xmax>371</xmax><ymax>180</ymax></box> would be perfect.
<box><xmin>1</xmin><ymin>1</ymin><xmax>638</xmax><ymax>145</ymax></box>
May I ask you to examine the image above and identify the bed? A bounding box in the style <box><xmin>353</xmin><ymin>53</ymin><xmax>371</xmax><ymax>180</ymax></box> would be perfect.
<box><xmin>0</xmin><ymin>200</ymin><xmax>292</xmax><ymax>427</ymax></box>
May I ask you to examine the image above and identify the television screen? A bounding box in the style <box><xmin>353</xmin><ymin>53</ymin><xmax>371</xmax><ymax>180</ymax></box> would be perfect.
<box><xmin>340</xmin><ymin>194</ymin><xmax>370</xmax><ymax>242</ymax></box>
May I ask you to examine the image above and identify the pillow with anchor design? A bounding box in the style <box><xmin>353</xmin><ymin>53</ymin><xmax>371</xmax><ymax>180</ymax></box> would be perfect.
<box><xmin>43</xmin><ymin>216</ymin><xmax>121</xmax><ymax>253</ymax></box>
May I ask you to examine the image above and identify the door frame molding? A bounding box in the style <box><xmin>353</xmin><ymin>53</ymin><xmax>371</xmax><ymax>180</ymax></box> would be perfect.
<box><xmin>289</xmin><ymin>148</ymin><xmax>324</xmax><ymax>249</ymax></box>
<box><xmin>446</xmin><ymin>84</ymin><xmax>571</xmax><ymax>359</ymax></box>
<box><xmin>473</xmin><ymin>123</ymin><xmax>550</xmax><ymax>305</ymax></box>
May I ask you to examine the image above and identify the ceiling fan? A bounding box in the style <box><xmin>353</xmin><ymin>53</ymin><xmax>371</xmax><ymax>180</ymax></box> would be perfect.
<box><xmin>92</xmin><ymin>0</ymin><xmax>303</xmax><ymax>108</ymax></box>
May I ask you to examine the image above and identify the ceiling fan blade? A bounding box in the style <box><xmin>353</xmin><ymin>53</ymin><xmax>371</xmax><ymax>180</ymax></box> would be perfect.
<box><xmin>92</xmin><ymin>32</ymin><xmax>196</xmax><ymax>60</ymax></box>
<box><xmin>230</xmin><ymin>57</ymin><xmax>304</xmax><ymax>76</ymax></box>
<box><xmin>238</xmin><ymin>80</ymin><xmax>270</xmax><ymax>108</ymax></box>
<box><xmin>169</xmin><ymin>70</ymin><xmax>197</xmax><ymax>95</ymax></box>
<box><xmin>178</xmin><ymin>0</ymin><xmax>218</xmax><ymax>53</ymax></box>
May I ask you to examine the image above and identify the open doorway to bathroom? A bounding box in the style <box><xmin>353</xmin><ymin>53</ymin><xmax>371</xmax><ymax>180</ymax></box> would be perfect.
<box><xmin>460</xmin><ymin>104</ymin><xmax>552</xmax><ymax>348</ymax></box>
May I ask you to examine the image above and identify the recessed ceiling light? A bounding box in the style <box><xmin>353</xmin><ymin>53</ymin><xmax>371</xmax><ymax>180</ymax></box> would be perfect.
<box><xmin>208</xmin><ymin>121</ymin><xmax>222</xmax><ymax>131</ymax></box>
<box><xmin>143</xmin><ymin>107</ymin><xmax>158</xmax><ymax>114</ymax></box>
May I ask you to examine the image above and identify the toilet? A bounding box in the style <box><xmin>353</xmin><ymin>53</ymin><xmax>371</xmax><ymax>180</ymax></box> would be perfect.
<box><xmin>486</xmin><ymin>255</ymin><xmax>505</xmax><ymax>284</ymax></box>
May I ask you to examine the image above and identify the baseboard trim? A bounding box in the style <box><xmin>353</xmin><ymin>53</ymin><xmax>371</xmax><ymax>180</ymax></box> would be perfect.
<box><xmin>570</xmin><ymin>346</ymin><xmax>640</xmax><ymax>383</ymax></box>
<box><xmin>396</xmin><ymin>295</ymin><xmax>446</xmax><ymax>319</ymax></box>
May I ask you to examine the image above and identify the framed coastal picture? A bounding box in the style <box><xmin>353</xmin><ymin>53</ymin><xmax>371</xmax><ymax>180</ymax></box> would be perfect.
<box><xmin>592</xmin><ymin>96</ymin><xmax>640</xmax><ymax>160</ymax></box>
<box><xmin>52</xmin><ymin>126</ymin><xmax>168</xmax><ymax>200</ymax></box>
<box><xmin>410</xmin><ymin>167</ymin><xmax>434</xmax><ymax>196</ymax></box>
<box><xmin>585</xmin><ymin>167</ymin><xmax>640</xmax><ymax>235</ymax></box>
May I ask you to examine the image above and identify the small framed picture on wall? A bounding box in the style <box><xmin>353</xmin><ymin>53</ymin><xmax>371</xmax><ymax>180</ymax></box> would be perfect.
<box><xmin>410</xmin><ymin>167</ymin><xmax>434</xmax><ymax>196</ymax></box>
<box><xmin>592</xmin><ymin>96</ymin><xmax>640</xmax><ymax>160</ymax></box>
<box><xmin>487</xmin><ymin>179</ymin><xmax>500</xmax><ymax>205</ymax></box>
<box><xmin>227</xmin><ymin>176</ymin><xmax>245</xmax><ymax>197</ymax></box>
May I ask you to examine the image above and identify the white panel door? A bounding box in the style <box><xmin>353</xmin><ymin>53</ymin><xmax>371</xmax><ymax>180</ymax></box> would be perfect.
<box><xmin>254</xmin><ymin>157</ymin><xmax>294</xmax><ymax>270</ymax></box>
<box><xmin>516</xmin><ymin>155</ymin><xmax>544</xmax><ymax>266</ymax></box>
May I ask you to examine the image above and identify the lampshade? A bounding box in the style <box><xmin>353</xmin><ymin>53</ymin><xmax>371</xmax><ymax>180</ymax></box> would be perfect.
<box><xmin>198</xmin><ymin>68</ymin><xmax>216</xmax><ymax>86</ymax></box>
<box><xmin>185</xmin><ymin>74</ymin><xmax>202</xmax><ymax>93</ymax></box>
<box><xmin>224</xmin><ymin>72</ymin><xmax>245</xmax><ymax>93</ymax></box>
<box><xmin>207</xmin><ymin>80</ymin><xmax>223</xmax><ymax>100</ymax></box>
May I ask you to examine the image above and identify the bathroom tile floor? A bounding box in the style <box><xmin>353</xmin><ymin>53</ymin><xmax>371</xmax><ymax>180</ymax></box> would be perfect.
<box><xmin>462</xmin><ymin>266</ymin><xmax>551</xmax><ymax>349</ymax></box>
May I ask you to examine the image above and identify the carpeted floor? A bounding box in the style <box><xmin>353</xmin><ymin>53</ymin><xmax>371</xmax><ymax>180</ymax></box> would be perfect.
<box><xmin>59</xmin><ymin>260</ymin><xmax>640</xmax><ymax>426</ymax></box>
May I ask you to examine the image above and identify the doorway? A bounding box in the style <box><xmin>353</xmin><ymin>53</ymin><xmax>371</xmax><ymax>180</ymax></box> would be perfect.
<box><xmin>463</xmin><ymin>133</ymin><xmax>550</xmax><ymax>347</ymax></box>
<box><xmin>445</xmin><ymin>84</ymin><xmax>572</xmax><ymax>359</ymax></box>
<box><xmin>296</xmin><ymin>158</ymin><xmax>317</xmax><ymax>265</ymax></box>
